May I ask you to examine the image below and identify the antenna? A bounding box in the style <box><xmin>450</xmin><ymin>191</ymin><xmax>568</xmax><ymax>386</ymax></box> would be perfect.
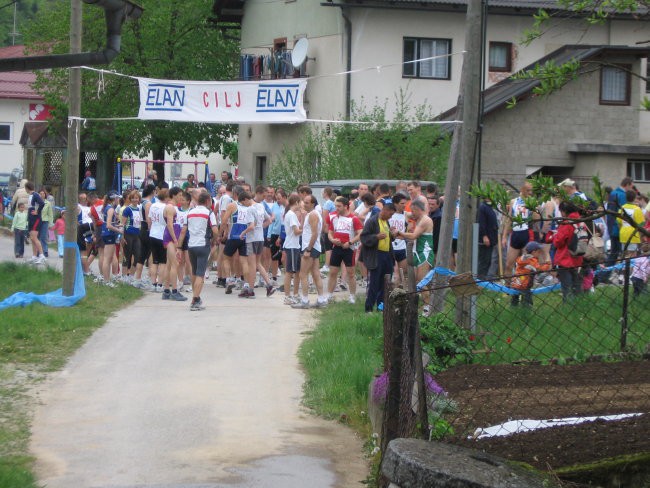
<box><xmin>291</xmin><ymin>38</ymin><xmax>309</xmax><ymax>69</ymax></box>
<box><xmin>10</xmin><ymin>1</ymin><xmax>19</xmax><ymax>46</ymax></box>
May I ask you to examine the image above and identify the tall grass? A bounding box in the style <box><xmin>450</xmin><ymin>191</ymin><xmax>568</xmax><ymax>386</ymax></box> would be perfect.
<box><xmin>298</xmin><ymin>302</ymin><xmax>383</xmax><ymax>426</ymax></box>
<box><xmin>0</xmin><ymin>262</ymin><xmax>142</xmax><ymax>488</ymax></box>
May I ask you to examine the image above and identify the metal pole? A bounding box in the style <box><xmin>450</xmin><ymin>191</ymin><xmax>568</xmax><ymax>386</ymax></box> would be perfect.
<box><xmin>63</xmin><ymin>0</ymin><xmax>82</xmax><ymax>296</ymax></box>
<box><xmin>470</xmin><ymin>222</ymin><xmax>479</xmax><ymax>332</ymax></box>
<box><xmin>620</xmin><ymin>257</ymin><xmax>631</xmax><ymax>351</ymax></box>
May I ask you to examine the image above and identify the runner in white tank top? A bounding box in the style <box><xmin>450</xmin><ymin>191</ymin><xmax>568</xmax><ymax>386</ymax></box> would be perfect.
<box><xmin>292</xmin><ymin>195</ymin><xmax>327</xmax><ymax>309</ymax></box>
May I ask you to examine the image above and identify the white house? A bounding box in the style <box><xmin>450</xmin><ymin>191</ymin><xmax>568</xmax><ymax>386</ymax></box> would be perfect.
<box><xmin>214</xmin><ymin>0</ymin><xmax>650</xmax><ymax>189</ymax></box>
<box><xmin>0</xmin><ymin>45</ymin><xmax>51</xmax><ymax>176</ymax></box>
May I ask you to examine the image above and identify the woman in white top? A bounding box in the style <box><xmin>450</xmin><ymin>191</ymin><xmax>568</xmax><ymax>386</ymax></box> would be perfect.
<box><xmin>147</xmin><ymin>188</ymin><xmax>169</xmax><ymax>292</ymax></box>
<box><xmin>162</xmin><ymin>187</ymin><xmax>187</xmax><ymax>301</ymax></box>
<box><xmin>282</xmin><ymin>194</ymin><xmax>302</xmax><ymax>304</ymax></box>
<box><xmin>292</xmin><ymin>194</ymin><xmax>327</xmax><ymax>308</ymax></box>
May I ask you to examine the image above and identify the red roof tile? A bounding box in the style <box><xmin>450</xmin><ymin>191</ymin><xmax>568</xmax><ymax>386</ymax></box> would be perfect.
<box><xmin>0</xmin><ymin>45</ymin><xmax>43</xmax><ymax>100</ymax></box>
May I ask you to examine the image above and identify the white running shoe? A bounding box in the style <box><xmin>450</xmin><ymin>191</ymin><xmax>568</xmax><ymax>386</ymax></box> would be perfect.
<box><xmin>348</xmin><ymin>295</ymin><xmax>356</xmax><ymax>304</ymax></box>
<box><xmin>283</xmin><ymin>296</ymin><xmax>299</xmax><ymax>305</ymax></box>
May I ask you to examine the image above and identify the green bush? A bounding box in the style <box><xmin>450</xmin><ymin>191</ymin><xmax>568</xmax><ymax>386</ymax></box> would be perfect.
<box><xmin>420</xmin><ymin>314</ymin><xmax>474</xmax><ymax>374</ymax></box>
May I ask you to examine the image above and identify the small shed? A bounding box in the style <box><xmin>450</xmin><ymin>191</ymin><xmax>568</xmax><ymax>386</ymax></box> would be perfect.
<box><xmin>20</xmin><ymin>122</ymin><xmax>111</xmax><ymax>205</ymax></box>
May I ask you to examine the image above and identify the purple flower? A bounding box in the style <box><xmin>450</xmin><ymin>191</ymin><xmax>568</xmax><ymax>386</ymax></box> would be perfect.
<box><xmin>372</xmin><ymin>372</ymin><xmax>389</xmax><ymax>403</ymax></box>
<box><xmin>371</xmin><ymin>372</ymin><xmax>447</xmax><ymax>403</ymax></box>
<box><xmin>425</xmin><ymin>373</ymin><xmax>446</xmax><ymax>396</ymax></box>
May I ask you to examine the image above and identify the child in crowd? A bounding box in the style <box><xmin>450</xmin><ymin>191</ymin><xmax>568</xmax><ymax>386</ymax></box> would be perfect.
<box><xmin>53</xmin><ymin>210</ymin><xmax>66</xmax><ymax>258</ymax></box>
<box><xmin>511</xmin><ymin>241</ymin><xmax>551</xmax><ymax>307</ymax></box>
<box><xmin>631</xmin><ymin>243</ymin><xmax>650</xmax><ymax>296</ymax></box>
<box><xmin>11</xmin><ymin>202</ymin><xmax>28</xmax><ymax>258</ymax></box>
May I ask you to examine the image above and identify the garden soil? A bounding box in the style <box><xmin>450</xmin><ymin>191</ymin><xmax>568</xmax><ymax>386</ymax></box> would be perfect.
<box><xmin>436</xmin><ymin>360</ymin><xmax>650</xmax><ymax>470</ymax></box>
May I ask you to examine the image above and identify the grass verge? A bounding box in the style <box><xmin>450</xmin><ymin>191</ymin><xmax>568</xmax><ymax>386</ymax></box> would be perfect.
<box><xmin>0</xmin><ymin>262</ymin><xmax>142</xmax><ymax>488</ymax></box>
<box><xmin>298</xmin><ymin>301</ymin><xmax>384</xmax><ymax>483</ymax></box>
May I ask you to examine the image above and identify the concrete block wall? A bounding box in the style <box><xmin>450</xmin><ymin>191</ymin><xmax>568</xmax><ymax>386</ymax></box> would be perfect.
<box><xmin>481</xmin><ymin>57</ymin><xmax>643</xmax><ymax>181</ymax></box>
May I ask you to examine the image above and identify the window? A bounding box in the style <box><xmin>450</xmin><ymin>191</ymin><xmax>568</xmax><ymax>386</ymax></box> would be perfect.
<box><xmin>0</xmin><ymin>123</ymin><xmax>13</xmax><ymax>144</ymax></box>
<box><xmin>628</xmin><ymin>159</ymin><xmax>650</xmax><ymax>182</ymax></box>
<box><xmin>489</xmin><ymin>42</ymin><xmax>512</xmax><ymax>72</ymax></box>
<box><xmin>256</xmin><ymin>155</ymin><xmax>268</xmax><ymax>184</ymax></box>
<box><xmin>600</xmin><ymin>65</ymin><xmax>631</xmax><ymax>105</ymax></box>
<box><xmin>403</xmin><ymin>38</ymin><xmax>451</xmax><ymax>80</ymax></box>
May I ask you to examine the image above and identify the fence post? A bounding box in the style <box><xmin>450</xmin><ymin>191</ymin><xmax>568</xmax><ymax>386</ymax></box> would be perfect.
<box><xmin>406</xmin><ymin>240</ymin><xmax>429</xmax><ymax>439</ymax></box>
<box><xmin>620</xmin><ymin>257</ymin><xmax>631</xmax><ymax>352</ymax></box>
<box><xmin>381</xmin><ymin>285</ymin><xmax>406</xmax><ymax>457</ymax></box>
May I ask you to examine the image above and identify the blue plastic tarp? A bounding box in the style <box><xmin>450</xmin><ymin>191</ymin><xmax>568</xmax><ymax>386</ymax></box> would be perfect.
<box><xmin>415</xmin><ymin>261</ymin><xmax>637</xmax><ymax>296</ymax></box>
<box><xmin>0</xmin><ymin>242</ymin><xmax>86</xmax><ymax>310</ymax></box>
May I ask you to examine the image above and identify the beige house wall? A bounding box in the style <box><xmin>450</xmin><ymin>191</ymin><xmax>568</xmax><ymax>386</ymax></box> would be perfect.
<box><xmin>237</xmin><ymin>1</ymin><xmax>650</xmax><ymax>185</ymax></box>
<box><xmin>347</xmin><ymin>10</ymin><xmax>650</xmax><ymax>117</ymax></box>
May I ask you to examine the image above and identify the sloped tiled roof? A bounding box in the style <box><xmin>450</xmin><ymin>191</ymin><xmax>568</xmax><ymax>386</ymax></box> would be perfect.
<box><xmin>439</xmin><ymin>45</ymin><xmax>650</xmax><ymax>120</ymax></box>
<box><xmin>0</xmin><ymin>45</ymin><xmax>42</xmax><ymax>100</ymax></box>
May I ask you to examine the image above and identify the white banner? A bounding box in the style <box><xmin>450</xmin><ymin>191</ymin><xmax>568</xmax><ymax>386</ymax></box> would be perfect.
<box><xmin>138</xmin><ymin>78</ymin><xmax>307</xmax><ymax>124</ymax></box>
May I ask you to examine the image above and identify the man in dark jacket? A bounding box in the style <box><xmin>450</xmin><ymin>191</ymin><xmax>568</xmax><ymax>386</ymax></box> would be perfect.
<box><xmin>360</xmin><ymin>203</ymin><xmax>396</xmax><ymax>313</ymax></box>
<box><xmin>478</xmin><ymin>198</ymin><xmax>499</xmax><ymax>280</ymax></box>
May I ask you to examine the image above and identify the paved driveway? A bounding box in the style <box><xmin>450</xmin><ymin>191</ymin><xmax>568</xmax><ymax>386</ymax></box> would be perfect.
<box><xmin>0</xmin><ymin>234</ymin><xmax>367</xmax><ymax>487</ymax></box>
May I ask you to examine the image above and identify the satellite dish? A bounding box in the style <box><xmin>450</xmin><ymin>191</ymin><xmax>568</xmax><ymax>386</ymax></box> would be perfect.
<box><xmin>291</xmin><ymin>38</ymin><xmax>309</xmax><ymax>69</ymax></box>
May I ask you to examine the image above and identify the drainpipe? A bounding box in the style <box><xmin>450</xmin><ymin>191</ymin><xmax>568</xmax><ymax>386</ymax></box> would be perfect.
<box><xmin>0</xmin><ymin>0</ymin><xmax>142</xmax><ymax>72</ymax></box>
<box><xmin>341</xmin><ymin>7</ymin><xmax>352</xmax><ymax>119</ymax></box>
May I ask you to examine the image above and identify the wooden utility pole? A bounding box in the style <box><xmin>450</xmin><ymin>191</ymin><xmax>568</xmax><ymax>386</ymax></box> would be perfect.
<box><xmin>63</xmin><ymin>0</ymin><xmax>82</xmax><ymax>296</ymax></box>
<box><xmin>430</xmin><ymin>0</ymin><xmax>483</xmax><ymax>316</ymax></box>
<box><xmin>455</xmin><ymin>0</ymin><xmax>483</xmax><ymax>276</ymax></box>
<box><xmin>455</xmin><ymin>0</ymin><xmax>484</xmax><ymax>328</ymax></box>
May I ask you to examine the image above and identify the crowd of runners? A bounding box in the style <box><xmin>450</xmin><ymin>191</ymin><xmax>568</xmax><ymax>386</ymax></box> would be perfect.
<box><xmin>6</xmin><ymin>174</ymin><xmax>650</xmax><ymax>313</ymax></box>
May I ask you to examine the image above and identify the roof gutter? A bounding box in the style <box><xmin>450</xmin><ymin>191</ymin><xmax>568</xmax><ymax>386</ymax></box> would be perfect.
<box><xmin>0</xmin><ymin>0</ymin><xmax>143</xmax><ymax>72</ymax></box>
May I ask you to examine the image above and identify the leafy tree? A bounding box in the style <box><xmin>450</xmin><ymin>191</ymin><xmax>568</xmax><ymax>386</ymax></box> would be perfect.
<box><xmin>24</xmin><ymin>0</ymin><xmax>240</xmax><ymax>180</ymax></box>
<box><xmin>268</xmin><ymin>90</ymin><xmax>452</xmax><ymax>190</ymax></box>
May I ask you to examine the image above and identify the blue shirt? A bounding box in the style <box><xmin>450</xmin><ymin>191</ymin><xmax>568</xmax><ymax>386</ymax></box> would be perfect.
<box><xmin>122</xmin><ymin>205</ymin><xmax>141</xmax><ymax>235</ymax></box>
<box><xmin>323</xmin><ymin>199</ymin><xmax>335</xmax><ymax>213</ymax></box>
<box><xmin>268</xmin><ymin>202</ymin><xmax>284</xmax><ymax>236</ymax></box>
<box><xmin>452</xmin><ymin>200</ymin><xmax>460</xmax><ymax>239</ymax></box>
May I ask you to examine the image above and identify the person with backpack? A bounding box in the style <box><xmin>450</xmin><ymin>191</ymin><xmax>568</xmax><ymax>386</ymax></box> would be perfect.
<box><xmin>549</xmin><ymin>201</ymin><xmax>584</xmax><ymax>301</ymax></box>
<box><xmin>81</xmin><ymin>170</ymin><xmax>97</xmax><ymax>191</ymax></box>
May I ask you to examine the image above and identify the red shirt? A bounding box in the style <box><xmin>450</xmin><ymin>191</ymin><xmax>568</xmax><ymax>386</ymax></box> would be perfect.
<box><xmin>89</xmin><ymin>200</ymin><xmax>105</xmax><ymax>226</ymax></box>
<box><xmin>328</xmin><ymin>212</ymin><xmax>362</xmax><ymax>243</ymax></box>
<box><xmin>53</xmin><ymin>218</ymin><xmax>66</xmax><ymax>236</ymax></box>
<box><xmin>552</xmin><ymin>212</ymin><xmax>584</xmax><ymax>268</ymax></box>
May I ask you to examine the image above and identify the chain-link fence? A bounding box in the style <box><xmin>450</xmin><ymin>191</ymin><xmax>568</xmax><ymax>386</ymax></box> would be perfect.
<box><xmin>379</xmin><ymin>257</ymin><xmax>649</xmax><ymax>482</ymax></box>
